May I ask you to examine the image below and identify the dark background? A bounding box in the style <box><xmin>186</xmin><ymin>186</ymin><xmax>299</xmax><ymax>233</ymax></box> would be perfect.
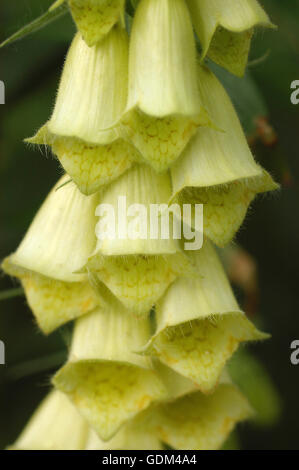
<box><xmin>0</xmin><ymin>0</ymin><xmax>298</xmax><ymax>450</ymax></box>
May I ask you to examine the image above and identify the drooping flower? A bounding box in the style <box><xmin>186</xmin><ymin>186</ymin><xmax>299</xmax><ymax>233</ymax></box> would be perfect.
<box><xmin>2</xmin><ymin>0</ymin><xmax>277</xmax><ymax>452</ymax></box>
<box><xmin>2</xmin><ymin>175</ymin><xmax>99</xmax><ymax>333</ymax></box>
<box><xmin>51</xmin><ymin>0</ymin><xmax>126</xmax><ymax>47</ymax></box>
<box><xmin>142</xmin><ymin>240</ymin><xmax>268</xmax><ymax>393</ymax></box>
<box><xmin>118</xmin><ymin>0</ymin><xmax>211</xmax><ymax>172</ymax></box>
<box><xmin>9</xmin><ymin>389</ymin><xmax>164</xmax><ymax>450</ymax></box>
<box><xmin>53</xmin><ymin>298</ymin><xmax>167</xmax><ymax>441</ymax></box>
<box><xmin>9</xmin><ymin>363</ymin><xmax>252</xmax><ymax>451</ymax></box>
<box><xmin>186</xmin><ymin>0</ymin><xmax>275</xmax><ymax>76</ymax></box>
<box><xmin>85</xmin><ymin>412</ymin><xmax>164</xmax><ymax>450</ymax></box>
<box><xmin>68</xmin><ymin>0</ymin><xmax>125</xmax><ymax>46</ymax></box>
<box><xmin>151</xmin><ymin>368</ymin><xmax>252</xmax><ymax>450</ymax></box>
<box><xmin>27</xmin><ymin>26</ymin><xmax>138</xmax><ymax>195</ymax></box>
<box><xmin>170</xmin><ymin>65</ymin><xmax>278</xmax><ymax>246</ymax></box>
<box><xmin>86</xmin><ymin>164</ymin><xmax>194</xmax><ymax>316</ymax></box>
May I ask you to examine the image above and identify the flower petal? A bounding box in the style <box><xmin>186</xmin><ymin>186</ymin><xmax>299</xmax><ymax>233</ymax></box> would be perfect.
<box><xmin>87</xmin><ymin>165</ymin><xmax>194</xmax><ymax>315</ymax></box>
<box><xmin>21</xmin><ymin>274</ymin><xmax>98</xmax><ymax>334</ymax></box>
<box><xmin>2</xmin><ymin>175</ymin><xmax>98</xmax><ymax>282</ymax></box>
<box><xmin>27</xmin><ymin>28</ymin><xmax>136</xmax><ymax>195</ymax></box>
<box><xmin>142</xmin><ymin>241</ymin><xmax>269</xmax><ymax>393</ymax></box>
<box><xmin>187</xmin><ymin>0</ymin><xmax>275</xmax><ymax>76</ymax></box>
<box><xmin>85</xmin><ymin>413</ymin><xmax>163</xmax><ymax>450</ymax></box>
<box><xmin>152</xmin><ymin>379</ymin><xmax>252</xmax><ymax>450</ymax></box>
<box><xmin>53</xmin><ymin>301</ymin><xmax>166</xmax><ymax>441</ymax></box>
<box><xmin>69</xmin><ymin>0</ymin><xmax>125</xmax><ymax>47</ymax></box>
<box><xmin>1</xmin><ymin>175</ymin><xmax>100</xmax><ymax>332</ymax></box>
<box><xmin>171</xmin><ymin>66</ymin><xmax>278</xmax><ymax>246</ymax></box>
<box><xmin>119</xmin><ymin>0</ymin><xmax>211</xmax><ymax>171</ymax></box>
<box><xmin>8</xmin><ymin>391</ymin><xmax>89</xmax><ymax>450</ymax></box>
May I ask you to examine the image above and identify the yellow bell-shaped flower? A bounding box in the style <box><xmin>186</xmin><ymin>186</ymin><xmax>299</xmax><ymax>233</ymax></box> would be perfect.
<box><xmin>8</xmin><ymin>391</ymin><xmax>89</xmax><ymax>450</ymax></box>
<box><xmin>151</xmin><ymin>368</ymin><xmax>252</xmax><ymax>450</ymax></box>
<box><xmin>186</xmin><ymin>0</ymin><xmax>275</xmax><ymax>76</ymax></box>
<box><xmin>2</xmin><ymin>175</ymin><xmax>99</xmax><ymax>333</ymax></box>
<box><xmin>68</xmin><ymin>0</ymin><xmax>125</xmax><ymax>46</ymax></box>
<box><xmin>27</xmin><ymin>26</ymin><xmax>137</xmax><ymax>195</ymax></box>
<box><xmin>86</xmin><ymin>164</ymin><xmax>194</xmax><ymax>316</ymax></box>
<box><xmin>118</xmin><ymin>0</ymin><xmax>211</xmax><ymax>172</ymax></box>
<box><xmin>53</xmin><ymin>298</ymin><xmax>166</xmax><ymax>441</ymax></box>
<box><xmin>170</xmin><ymin>65</ymin><xmax>278</xmax><ymax>246</ymax></box>
<box><xmin>142</xmin><ymin>241</ymin><xmax>268</xmax><ymax>393</ymax></box>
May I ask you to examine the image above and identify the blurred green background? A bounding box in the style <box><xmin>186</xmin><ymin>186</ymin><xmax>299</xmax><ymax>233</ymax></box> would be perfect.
<box><xmin>0</xmin><ymin>0</ymin><xmax>298</xmax><ymax>450</ymax></box>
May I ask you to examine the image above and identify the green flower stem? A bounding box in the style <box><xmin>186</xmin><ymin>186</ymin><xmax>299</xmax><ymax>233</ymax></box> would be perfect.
<box><xmin>0</xmin><ymin>287</ymin><xmax>24</xmax><ymax>301</ymax></box>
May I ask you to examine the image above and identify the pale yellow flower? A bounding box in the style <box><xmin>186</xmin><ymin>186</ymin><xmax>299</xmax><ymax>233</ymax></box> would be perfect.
<box><xmin>118</xmin><ymin>0</ymin><xmax>211</xmax><ymax>172</ymax></box>
<box><xmin>170</xmin><ymin>65</ymin><xmax>278</xmax><ymax>246</ymax></box>
<box><xmin>27</xmin><ymin>27</ymin><xmax>137</xmax><ymax>195</ymax></box>
<box><xmin>51</xmin><ymin>0</ymin><xmax>125</xmax><ymax>47</ymax></box>
<box><xmin>85</xmin><ymin>412</ymin><xmax>164</xmax><ymax>450</ymax></box>
<box><xmin>2</xmin><ymin>175</ymin><xmax>99</xmax><ymax>333</ymax></box>
<box><xmin>8</xmin><ymin>391</ymin><xmax>89</xmax><ymax>450</ymax></box>
<box><xmin>53</xmin><ymin>299</ymin><xmax>167</xmax><ymax>441</ymax></box>
<box><xmin>186</xmin><ymin>0</ymin><xmax>275</xmax><ymax>76</ymax></box>
<box><xmin>86</xmin><ymin>164</ymin><xmax>194</xmax><ymax>316</ymax></box>
<box><xmin>142</xmin><ymin>241</ymin><xmax>268</xmax><ymax>393</ymax></box>
<box><xmin>9</xmin><ymin>389</ymin><xmax>163</xmax><ymax>450</ymax></box>
<box><xmin>151</xmin><ymin>370</ymin><xmax>252</xmax><ymax>450</ymax></box>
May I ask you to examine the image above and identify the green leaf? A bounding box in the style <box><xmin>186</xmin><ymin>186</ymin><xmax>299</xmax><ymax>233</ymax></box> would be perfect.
<box><xmin>228</xmin><ymin>349</ymin><xmax>282</xmax><ymax>427</ymax></box>
<box><xmin>0</xmin><ymin>2</ymin><xmax>69</xmax><ymax>49</ymax></box>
